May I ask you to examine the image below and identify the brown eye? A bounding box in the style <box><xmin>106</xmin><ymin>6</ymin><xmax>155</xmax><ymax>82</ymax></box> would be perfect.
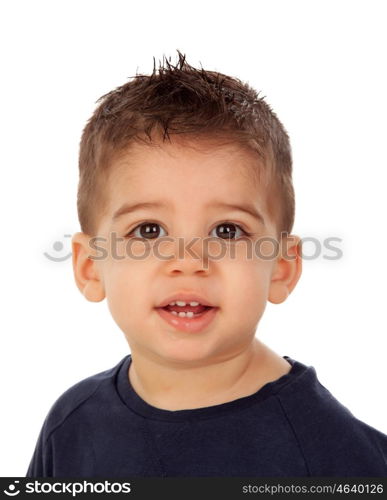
<box><xmin>212</xmin><ymin>223</ymin><xmax>247</xmax><ymax>240</ymax></box>
<box><xmin>129</xmin><ymin>222</ymin><xmax>166</xmax><ymax>239</ymax></box>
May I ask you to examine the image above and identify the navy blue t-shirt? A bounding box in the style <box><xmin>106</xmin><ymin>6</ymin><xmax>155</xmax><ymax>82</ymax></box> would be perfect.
<box><xmin>26</xmin><ymin>354</ymin><xmax>387</xmax><ymax>477</ymax></box>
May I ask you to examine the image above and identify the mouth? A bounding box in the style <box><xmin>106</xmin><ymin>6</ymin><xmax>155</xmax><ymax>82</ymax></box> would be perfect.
<box><xmin>155</xmin><ymin>303</ymin><xmax>219</xmax><ymax>333</ymax></box>
<box><xmin>157</xmin><ymin>302</ymin><xmax>213</xmax><ymax>317</ymax></box>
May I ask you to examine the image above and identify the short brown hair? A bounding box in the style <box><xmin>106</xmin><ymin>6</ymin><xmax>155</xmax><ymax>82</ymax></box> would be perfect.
<box><xmin>77</xmin><ymin>51</ymin><xmax>295</xmax><ymax>237</ymax></box>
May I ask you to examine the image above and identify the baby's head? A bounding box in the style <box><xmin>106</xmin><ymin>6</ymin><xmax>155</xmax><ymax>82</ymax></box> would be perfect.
<box><xmin>72</xmin><ymin>52</ymin><xmax>302</xmax><ymax>365</ymax></box>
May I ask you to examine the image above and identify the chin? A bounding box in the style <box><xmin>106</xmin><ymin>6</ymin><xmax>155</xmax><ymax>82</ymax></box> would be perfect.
<box><xmin>150</xmin><ymin>342</ymin><xmax>221</xmax><ymax>367</ymax></box>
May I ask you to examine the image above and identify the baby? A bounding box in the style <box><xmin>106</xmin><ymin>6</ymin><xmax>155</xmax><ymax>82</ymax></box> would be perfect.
<box><xmin>27</xmin><ymin>52</ymin><xmax>387</xmax><ymax>477</ymax></box>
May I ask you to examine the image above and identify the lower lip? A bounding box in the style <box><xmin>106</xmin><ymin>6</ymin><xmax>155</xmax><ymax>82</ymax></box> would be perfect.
<box><xmin>155</xmin><ymin>306</ymin><xmax>219</xmax><ymax>333</ymax></box>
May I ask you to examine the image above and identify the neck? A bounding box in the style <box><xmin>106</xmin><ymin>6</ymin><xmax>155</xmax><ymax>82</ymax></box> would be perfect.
<box><xmin>127</xmin><ymin>338</ymin><xmax>291</xmax><ymax>411</ymax></box>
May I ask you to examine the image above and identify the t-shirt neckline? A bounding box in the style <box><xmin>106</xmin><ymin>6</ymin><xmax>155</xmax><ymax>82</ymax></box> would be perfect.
<box><xmin>116</xmin><ymin>354</ymin><xmax>308</xmax><ymax>422</ymax></box>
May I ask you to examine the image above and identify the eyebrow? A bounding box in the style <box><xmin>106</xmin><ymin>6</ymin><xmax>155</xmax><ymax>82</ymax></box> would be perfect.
<box><xmin>207</xmin><ymin>201</ymin><xmax>265</xmax><ymax>224</ymax></box>
<box><xmin>112</xmin><ymin>202</ymin><xmax>169</xmax><ymax>221</ymax></box>
<box><xmin>112</xmin><ymin>200</ymin><xmax>265</xmax><ymax>224</ymax></box>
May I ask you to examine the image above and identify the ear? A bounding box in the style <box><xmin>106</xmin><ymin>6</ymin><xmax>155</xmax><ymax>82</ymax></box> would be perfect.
<box><xmin>268</xmin><ymin>234</ymin><xmax>302</xmax><ymax>304</ymax></box>
<box><xmin>71</xmin><ymin>232</ymin><xmax>105</xmax><ymax>302</ymax></box>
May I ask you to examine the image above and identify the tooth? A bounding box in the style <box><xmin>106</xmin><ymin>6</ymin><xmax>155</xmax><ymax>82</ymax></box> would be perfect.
<box><xmin>169</xmin><ymin>301</ymin><xmax>176</xmax><ymax>306</ymax></box>
<box><xmin>175</xmin><ymin>311</ymin><xmax>195</xmax><ymax>318</ymax></box>
<box><xmin>176</xmin><ymin>301</ymin><xmax>186</xmax><ymax>306</ymax></box>
<box><xmin>171</xmin><ymin>311</ymin><xmax>178</xmax><ymax>316</ymax></box>
<box><xmin>189</xmin><ymin>301</ymin><xmax>199</xmax><ymax>306</ymax></box>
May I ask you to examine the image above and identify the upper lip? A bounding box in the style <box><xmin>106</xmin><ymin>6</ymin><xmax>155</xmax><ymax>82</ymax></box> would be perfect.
<box><xmin>156</xmin><ymin>292</ymin><xmax>216</xmax><ymax>308</ymax></box>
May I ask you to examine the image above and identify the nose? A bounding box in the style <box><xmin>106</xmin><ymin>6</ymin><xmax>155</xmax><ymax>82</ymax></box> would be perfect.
<box><xmin>162</xmin><ymin>235</ymin><xmax>210</xmax><ymax>275</ymax></box>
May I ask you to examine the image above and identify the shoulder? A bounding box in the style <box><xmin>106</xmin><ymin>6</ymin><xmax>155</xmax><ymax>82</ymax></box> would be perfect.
<box><xmin>39</xmin><ymin>355</ymin><xmax>129</xmax><ymax>444</ymax></box>
<box><xmin>275</xmin><ymin>358</ymin><xmax>387</xmax><ymax>475</ymax></box>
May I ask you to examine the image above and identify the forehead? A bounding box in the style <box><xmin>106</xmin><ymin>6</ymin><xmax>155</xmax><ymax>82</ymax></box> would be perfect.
<box><xmin>105</xmin><ymin>139</ymin><xmax>268</xmax><ymax>213</ymax></box>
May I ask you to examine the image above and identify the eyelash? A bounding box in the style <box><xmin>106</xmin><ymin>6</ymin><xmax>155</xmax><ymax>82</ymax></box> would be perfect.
<box><xmin>125</xmin><ymin>221</ymin><xmax>253</xmax><ymax>240</ymax></box>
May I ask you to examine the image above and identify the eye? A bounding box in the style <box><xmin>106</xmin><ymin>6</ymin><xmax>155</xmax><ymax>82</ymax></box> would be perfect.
<box><xmin>125</xmin><ymin>221</ymin><xmax>251</xmax><ymax>240</ymax></box>
<box><xmin>127</xmin><ymin>222</ymin><xmax>167</xmax><ymax>240</ymax></box>
<box><xmin>210</xmin><ymin>222</ymin><xmax>249</xmax><ymax>240</ymax></box>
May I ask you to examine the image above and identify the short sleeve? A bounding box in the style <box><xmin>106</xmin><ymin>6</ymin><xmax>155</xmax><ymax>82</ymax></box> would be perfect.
<box><xmin>26</xmin><ymin>419</ymin><xmax>54</xmax><ymax>477</ymax></box>
<box><xmin>359</xmin><ymin>420</ymin><xmax>387</xmax><ymax>470</ymax></box>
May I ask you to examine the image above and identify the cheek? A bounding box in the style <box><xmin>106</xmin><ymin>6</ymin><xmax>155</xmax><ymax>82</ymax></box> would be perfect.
<box><xmin>223</xmin><ymin>252</ymin><xmax>272</xmax><ymax>310</ymax></box>
<box><xmin>103</xmin><ymin>260</ymin><xmax>151</xmax><ymax>323</ymax></box>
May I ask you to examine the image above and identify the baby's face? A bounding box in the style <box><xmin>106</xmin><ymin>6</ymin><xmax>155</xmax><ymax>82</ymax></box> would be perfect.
<box><xmin>87</xmin><ymin>139</ymin><xmax>287</xmax><ymax>365</ymax></box>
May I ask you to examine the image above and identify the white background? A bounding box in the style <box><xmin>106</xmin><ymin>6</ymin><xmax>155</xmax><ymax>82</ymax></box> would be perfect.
<box><xmin>1</xmin><ymin>0</ymin><xmax>386</xmax><ymax>476</ymax></box>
